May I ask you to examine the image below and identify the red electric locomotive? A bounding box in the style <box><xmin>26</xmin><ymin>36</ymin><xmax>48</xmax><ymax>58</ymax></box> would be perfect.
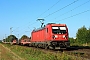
<box><xmin>30</xmin><ymin>23</ymin><xmax>70</xmax><ymax>49</ymax></box>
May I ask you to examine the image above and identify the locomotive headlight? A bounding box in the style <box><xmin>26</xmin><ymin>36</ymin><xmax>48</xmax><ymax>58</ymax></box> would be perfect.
<box><xmin>55</xmin><ymin>35</ymin><xmax>58</xmax><ymax>38</ymax></box>
<box><xmin>52</xmin><ymin>35</ymin><xmax>58</xmax><ymax>39</ymax></box>
<box><xmin>63</xmin><ymin>35</ymin><xmax>65</xmax><ymax>38</ymax></box>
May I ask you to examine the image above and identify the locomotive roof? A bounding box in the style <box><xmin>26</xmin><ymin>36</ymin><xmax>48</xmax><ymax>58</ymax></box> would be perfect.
<box><xmin>47</xmin><ymin>23</ymin><xmax>66</xmax><ymax>26</ymax></box>
<box><xmin>47</xmin><ymin>23</ymin><xmax>56</xmax><ymax>25</ymax></box>
<box><xmin>32</xmin><ymin>23</ymin><xmax>67</xmax><ymax>32</ymax></box>
<box><xmin>32</xmin><ymin>27</ymin><xmax>45</xmax><ymax>32</ymax></box>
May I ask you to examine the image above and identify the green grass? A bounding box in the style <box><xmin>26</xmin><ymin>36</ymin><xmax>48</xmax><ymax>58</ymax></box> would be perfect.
<box><xmin>70</xmin><ymin>42</ymin><xmax>90</xmax><ymax>46</ymax></box>
<box><xmin>2</xmin><ymin>43</ymin><xmax>86</xmax><ymax>60</ymax></box>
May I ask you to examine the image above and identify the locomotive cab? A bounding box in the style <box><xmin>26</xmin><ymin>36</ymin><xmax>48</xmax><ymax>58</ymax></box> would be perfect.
<box><xmin>46</xmin><ymin>23</ymin><xmax>70</xmax><ymax>49</ymax></box>
<box><xmin>52</xmin><ymin>26</ymin><xmax>67</xmax><ymax>40</ymax></box>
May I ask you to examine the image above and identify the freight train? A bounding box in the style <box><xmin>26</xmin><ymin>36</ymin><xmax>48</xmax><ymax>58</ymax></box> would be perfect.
<box><xmin>4</xmin><ymin>23</ymin><xmax>70</xmax><ymax>49</ymax></box>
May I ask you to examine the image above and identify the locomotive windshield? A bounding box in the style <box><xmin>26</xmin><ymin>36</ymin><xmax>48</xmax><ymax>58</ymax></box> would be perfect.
<box><xmin>52</xmin><ymin>27</ymin><xmax>66</xmax><ymax>34</ymax></box>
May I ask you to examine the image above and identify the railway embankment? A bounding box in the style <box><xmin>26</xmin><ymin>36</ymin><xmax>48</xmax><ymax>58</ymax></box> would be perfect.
<box><xmin>1</xmin><ymin>43</ymin><xmax>90</xmax><ymax>60</ymax></box>
<box><xmin>0</xmin><ymin>43</ymin><xmax>24</xmax><ymax>60</ymax></box>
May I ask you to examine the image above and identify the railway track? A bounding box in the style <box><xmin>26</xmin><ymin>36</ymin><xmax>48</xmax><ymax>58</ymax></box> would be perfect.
<box><xmin>25</xmin><ymin>45</ymin><xmax>90</xmax><ymax>60</ymax></box>
<box><xmin>64</xmin><ymin>46</ymin><xmax>90</xmax><ymax>59</ymax></box>
<box><xmin>2</xmin><ymin>43</ymin><xmax>90</xmax><ymax>60</ymax></box>
<box><xmin>15</xmin><ymin>44</ymin><xmax>90</xmax><ymax>60</ymax></box>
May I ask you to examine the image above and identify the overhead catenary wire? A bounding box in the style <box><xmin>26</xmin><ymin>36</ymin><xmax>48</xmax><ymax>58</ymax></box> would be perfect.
<box><xmin>13</xmin><ymin>0</ymin><xmax>78</xmax><ymax>32</ymax></box>
<box><xmin>13</xmin><ymin>21</ymin><xmax>37</xmax><ymax>33</ymax></box>
<box><xmin>11</xmin><ymin>21</ymin><xmax>37</xmax><ymax>39</ymax></box>
<box><xmin>53</xmin><ymin>0</ymin><xmax>90</xmax><ymax>20</ymax></box>
<box><xmin>55</xmin><ymin>10</ymin><xmax>90</xmax><ymax>22</ymax></box>
<box><xmin>14</xmin><ymin>0</ymin><xmax>61</xmax><ymax>33</ymax></box>
<box><xmin>12</xmin><ymin>0</ymin><xmax>61</xmax><ymax>33</ymax></box>
<box><xmin>12</xmin><ymin>0</ymin><xmax>79</xmax><ymax>36</ymax></box>
<box><xmin>8</xmin><ymin>0</ymin><xmax>90</xmax><ymax>39</ymax></box>
<box><xmin>37</xmin><ymin>0</ymin><xmax>61</xmax><ymax>18</ymax></box>
<box><xmin>18</xmin><ymin>9</ymin><xmax>90</xmax><ymax>39</ymax></box>
<box><xmin>44</xmin><ymin>0</ymin><xmax>79</xmax><ymax>18</ymax></box>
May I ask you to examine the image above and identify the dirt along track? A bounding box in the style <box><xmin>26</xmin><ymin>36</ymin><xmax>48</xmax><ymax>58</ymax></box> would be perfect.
<box><xmin>0</xmin><ymin>43</ymin><xmax>25</xmax><ymax>60</ymax></box>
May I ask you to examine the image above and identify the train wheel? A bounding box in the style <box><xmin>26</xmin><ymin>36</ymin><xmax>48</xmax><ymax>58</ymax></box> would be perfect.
<box><xmin>52</xmin><ymin>46</ymin><xmax>55</xmax><ymax>50</ymax></box>
<box><xmin>45</xmin><ymin>44</ymin><xmax>49</xmax><ymax>49</ymax></box>
<box><xmin>42</xmin><ymin>44</ymin><xmax>45</xmax><ymax>49</ymax></box>
<box><xmin>21</xmin><ymin>43</ymin><xmax>24</xmax><ymax>46</ymax></box>
<box><xmin>36</xmin><ymin>45</ymin><xmax>39</xmax><ymax>48</ymax></box>
<box><xmin>10</xmin><ymin>43</ymin><xmax>13</xmax><ymax>45</ymax></box>
<box><xmin>29</xmin><ymin>44</ymin><xmax>31</xmax><ymax>47</ymax></box>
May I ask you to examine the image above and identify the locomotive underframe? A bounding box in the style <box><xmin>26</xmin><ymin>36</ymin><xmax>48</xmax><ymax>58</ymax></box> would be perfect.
<box><xmin>29</xmin><ymin>40</ymin><xmax>70</xmax><ymax>49</ymax></box>
<box><xmin>50</xmin><ymin>41</ymin><xmax>70</xmax><ymax>49</ymax></box>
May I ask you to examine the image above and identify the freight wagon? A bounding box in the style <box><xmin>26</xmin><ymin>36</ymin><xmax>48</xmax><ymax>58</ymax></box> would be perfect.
<box><xmin>19</xmin><ymin>38</ymin><xmax>31</xmax><ymax>45</ymax></box>
<box><xmin>10</xmin><ymin>38</ymin><xmax>18</xmax><ymax>45</ymax></box>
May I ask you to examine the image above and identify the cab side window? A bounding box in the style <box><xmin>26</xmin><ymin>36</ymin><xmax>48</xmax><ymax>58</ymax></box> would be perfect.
<box><xmin>47</xmin><ymin>28</ymin><xmax>48</xmax><ymax>33</ymax></box>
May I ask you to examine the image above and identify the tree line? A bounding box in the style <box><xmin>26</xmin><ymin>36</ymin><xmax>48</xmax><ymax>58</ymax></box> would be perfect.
<box><xmin>3</xmin><ymin>35</ymin><xmax>29</xmax><ymax>42</ymax></box>
<box><xmin>70</xmin><ymin>26</ymin><xmax>90</xmax><ymax>45</ymax></box>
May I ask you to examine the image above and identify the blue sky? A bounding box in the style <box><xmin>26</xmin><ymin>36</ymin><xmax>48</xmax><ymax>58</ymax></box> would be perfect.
<box><xmin>0</xmin><ymin>0</ymin><xmax>90</xmax><ymax>40</ymax></box>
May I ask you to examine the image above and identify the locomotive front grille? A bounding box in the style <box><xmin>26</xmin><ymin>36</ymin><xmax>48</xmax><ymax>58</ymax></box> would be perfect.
<box><xmin>51</xmin><ymin>41</ymin><xmax>69</xmax><ymax>47</ymax></box>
